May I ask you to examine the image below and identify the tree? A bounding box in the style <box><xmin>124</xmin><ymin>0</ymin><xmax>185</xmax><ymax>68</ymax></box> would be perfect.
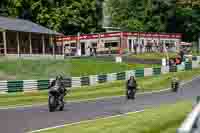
<box><xmin>122</xmin><ymin>19</ymin><xmax>144</xmax><ymax>31</ymax></box>
<box><xmin>176</xmin><ymin>6</ymin><xmax>200</xmax><ymax>42</ymax></box>
<box><xmin>1</xmin><ymin>0</ymin><xmax>100</xmax><ymax>35</ymax></box>
<box><xmin>0</xmin><ymin>0</ymin><xmax>16</xmax><ymax>16</ymax></box>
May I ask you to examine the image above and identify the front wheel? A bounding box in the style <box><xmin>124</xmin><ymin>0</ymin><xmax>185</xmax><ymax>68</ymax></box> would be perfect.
<box><xmin>59</xmin><ymin>103</ymin><xmax>64</xmax><ymax>111</ymax></box>
<box><xmin>48</xmin><ymin>95</ymin><xmax>56</xmax><ymax>112</ymax></box>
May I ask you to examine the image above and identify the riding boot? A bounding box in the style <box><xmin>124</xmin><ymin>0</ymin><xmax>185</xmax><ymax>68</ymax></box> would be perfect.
<box><xmin>132</xmin><ymin>90</ymin><xmax>136</xmax><ymax>99</ymax></box>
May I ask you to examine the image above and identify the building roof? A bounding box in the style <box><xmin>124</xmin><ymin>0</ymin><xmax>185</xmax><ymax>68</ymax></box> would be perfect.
<box><xmin>57</xmin><ymin>32</ymin><xmax>182</xmax><ymax>42</ymax></box>
<box><xmin>0</xmin><ymin>16</ymin><xmax>62</xmax><ymax>36</ymax></box>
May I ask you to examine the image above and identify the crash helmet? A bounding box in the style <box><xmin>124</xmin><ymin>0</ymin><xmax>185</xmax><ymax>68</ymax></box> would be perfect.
<box><xmin>58</xmin><ymin>75</ymin><xmax>63</xmax><ymax>80</ymax></box>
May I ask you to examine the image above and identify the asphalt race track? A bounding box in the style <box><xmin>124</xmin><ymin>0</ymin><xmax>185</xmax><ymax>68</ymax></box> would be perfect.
<box><xmin>1</xmin><ymin>77</ymin><xmax>200</xmax><ymax>133</ymax></box>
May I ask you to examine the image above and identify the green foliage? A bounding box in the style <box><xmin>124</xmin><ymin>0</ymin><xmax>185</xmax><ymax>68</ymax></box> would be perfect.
<box><xmin>106</xmin><ymin>0</ymin><xmax>200</xmax><ymax>42</ymax></box>
<box><xmin>122</xmin><ymin>19</ymin><xmax>144</xmax><ymax>31</ymax></box>
<box><xmin>0</xmin><ymin>0</ymin><xmax>100</xmax><ymax>35</ymax></box>
<box><xmin>0</xmin><ymin>0</ymin><xmax>200</xmax><ymax>42</ymax></box>
<box><xmin>175</xmin><ymin>6</ymin><xmax>200</xmax><ymax>42</ymax></box>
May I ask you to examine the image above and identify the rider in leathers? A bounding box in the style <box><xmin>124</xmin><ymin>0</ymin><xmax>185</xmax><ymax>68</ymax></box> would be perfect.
<box><xmin>48</xmin><ymin>75</ymin><xmax>67</xmax><ymax>103</ymax></box>
<box><xmin>126</xmin><ymin>76</ymin><xmax>137</xmax><ymax>99</ymax></box>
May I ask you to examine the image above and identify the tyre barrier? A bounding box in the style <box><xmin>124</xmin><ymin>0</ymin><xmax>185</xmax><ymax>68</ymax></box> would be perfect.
<box><xmin>135</xmin><ymin>69</ymin><xmax>144</xmax><ymax>78</ymax></box>
<box><xmin>0</xmin><ymin>60</ymin><xmax>199</xmax><ymax>93</ymax></box>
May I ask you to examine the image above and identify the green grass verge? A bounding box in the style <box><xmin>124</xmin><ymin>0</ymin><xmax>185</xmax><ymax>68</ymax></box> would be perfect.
<box><xmin>131</xmin><ymin>52</ymin><xmax>177</xmax><ymax>60</ymax></box>
<box><xmin>0</xmin><ymin>68</ymin><xmax>200</xmax><ymax>107</ymax></box>
<box><xmin>192</xmin><ymin>50</ymin><xmax>200</xmax><ymax>56</ymax></box>
<box><xmin>0</xmin><ymin>58</ymin><xmax>156</xmax><ymax>80</ymax></box>
<box><xmin>38</xmin><ymin>101</ymin><xmax>192</xmax><ymax>133</ymax></box>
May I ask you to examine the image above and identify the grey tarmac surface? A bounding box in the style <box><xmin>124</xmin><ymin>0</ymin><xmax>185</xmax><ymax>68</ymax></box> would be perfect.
<box><xmin>1</xmin><ymin>77</ymin><xmax>200</xmax><ymax>133</ymax></box>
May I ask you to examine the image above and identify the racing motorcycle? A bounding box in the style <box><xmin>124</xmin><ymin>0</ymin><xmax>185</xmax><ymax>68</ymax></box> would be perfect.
<box><xmin>126</xmin><ymin>89</ymin><xmax>136</xmax><ymax>99</ymax></box>
<box><xmin>48</xmin><ymin>77</ymin><xmax>65</xmax><ymax>112</ymax></box>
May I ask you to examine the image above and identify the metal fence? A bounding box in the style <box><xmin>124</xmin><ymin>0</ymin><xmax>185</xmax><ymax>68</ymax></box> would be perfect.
<box><xmin>177</xmin><ymin>97</ymin><xmax>200</xmax><ymax>133</ymax></box>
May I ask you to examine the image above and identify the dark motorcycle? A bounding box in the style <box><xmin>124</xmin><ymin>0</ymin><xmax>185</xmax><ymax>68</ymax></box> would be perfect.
<box><xmin>171</xmin><ymin>78</ymin><xmax>179</xmax><ymax>92</ymax></box>
<box><xmin>48</xmin><ymin>78</ymin><xmax>65</xmax><ymax>112</ymax></box>
<box><xmin>126</xmin><ymin>88</ymin><xmax>136</xmax><ymax>99</ymax></box>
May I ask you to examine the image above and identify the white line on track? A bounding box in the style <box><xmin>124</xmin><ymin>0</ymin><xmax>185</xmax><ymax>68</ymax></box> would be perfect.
<box><xmin>1</xmin><ymin>75</ymin><xmax>200</xmax><ymax>110</ymax></box>
<box><xmin>28</xmin><ymin>109</ymin><xmax>145</xmax><ymax>133</ymax></box>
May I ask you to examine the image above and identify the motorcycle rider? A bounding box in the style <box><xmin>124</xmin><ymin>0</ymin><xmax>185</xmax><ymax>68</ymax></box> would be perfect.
<box><xmin>126</xmin><ymin>76</ymin><xmax>137</xmax><ymax>99</ymax></box>
<box><xmin>48</xmin><ymin>75</ymin><xmax>67</xmax><ymax>104</ymax></box>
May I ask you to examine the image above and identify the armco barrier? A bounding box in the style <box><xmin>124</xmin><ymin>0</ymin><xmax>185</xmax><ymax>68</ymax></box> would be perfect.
<box><xmin>107</xmin><ymin>73</ymin><xmax>117</xmax><ymax>82</ymax></box>
<box><xmin>7</xmin><ymin>80</ymin><xmax>23</xmax><ymax>92</ymax></box>
<box><xmin>161</xmin><ymin>66</ymin><xmax>170</xmax><ymax>74</ymax></box>
<box><xmin>89</xmin><ymin>75</ymin><xmax>98</xmax><ymax>85</ymax></box>
<box><xmin>169</xmin><ymin>65</ymin><xmax>177</xmax><ymax>72</ymax></box>
<box><xmin>177</xmin><ymin>64</ymin><xmax>185</xmax><ymax>71</ymax></box>
<box><xmin>135</xmin><ymin>69</ymin><xmax>144</xmax><ymax>77</ymax></box>
<box><xmin>185</xmin><ymin>62</ymin><xmax>192</xmax><ymax>70</ymax></box>
<box><xmin>81</xmin><ymin>77</ymin><xmax>90</xmax><ymax>86</ymax></box>
<box><xmin>63</xmin><ymin>78</ymin><xmax>72</xmax><ymax>88</ymax></box>
<box><xmin>192</xmin><ymin>61</ymin><xmax>199</xmax><ymax>69</ymax></box>
<box><xmin>72</xmin><ymin>77</ymin><xmax>81</xmax><ymax>88</ymax></box>
<box><xmin>153</xmin><ymin>67</ymin><xmax>161</xmax><ymax>75</ymax></box>
<box><xmin>98</xmin><ymin>74</ymin><xmax>107</xmax><ymax>83</ymax></box>
<box><xmin>0</xmin><ymin>81</ymin><xmax>7</xmax><ymax>90</ymax></box>
<box><xmin>37</xmin><ymin>80</ymin><xmax>49</xmax><ymax>90</ymax></box>
<box><xmin>116</xmin><ymin>72</ymin><xmax>126</xmax><ymax>80</ymax></box>
<box><xmin>23</xmin><ymin>80</ymin><xmax>38</xmax><ymax>91</ymax></box>
<box><xmin>144</xmin><ymin>68</ymin><xmax>153</xmax><ymax>77</ymax></box>
<box><xmin>177</xmin><ymin>101</ymin><xmax>200</xmax><ymax>133</ymax></box>
<box><xmin>0</xmin><ymin>59</ymin><xmax>199</xmax><ymax>93</ymax></box>
<box><xmin>192</xmin><ymin>56</ymin><xmax>197</xmax><ymax>61</ymax></box>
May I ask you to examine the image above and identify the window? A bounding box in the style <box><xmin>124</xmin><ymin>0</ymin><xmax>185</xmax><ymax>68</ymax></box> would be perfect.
<box><xmin>70</xmin><ymin>43</ymin><xmax>76</xmax><ymax>48</ymax></box>
<box><xmin>105</xmin><ymin>42</ymin><xmax>118</xmax><ymax>48</ymax></box>
<box><xmin>129</xmin><ymin>39</ymin><xmax>132</xmax><ymax>45</ymax></box>
<box><xmin>92</xmin><ymin>43</ymin><xmax>97</xmax><ymax>47</ymax></box>
<box><xmin>65</xmin><ymin>44</ymin><xmax>69</xmax><ymax>47</ymax></box>
<box><xmin>141</xmin><ymin>39</ymin><xmax>144</xmax><ymax>45</ymax></box>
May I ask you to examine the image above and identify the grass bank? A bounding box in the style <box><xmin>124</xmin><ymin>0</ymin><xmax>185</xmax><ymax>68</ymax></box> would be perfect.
<box><xmin>38</xmin><ymin>101</ymin><xmax>192</xmax><ymax>133</ymax></box>
<box><xmin>0</xmin><ymin>58</ymin><xmax>156</xmax><ymax>80</ymax></box>
<box><xmin>0</xmin><ymin>68</ymin><xmax>200</xmax><ymax>107</ymax></box>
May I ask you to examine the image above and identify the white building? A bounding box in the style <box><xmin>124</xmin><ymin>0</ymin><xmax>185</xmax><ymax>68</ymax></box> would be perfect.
<box><xmin>57</xmin><ymin>32</ymin><xmax>182</xmax><ymax>56</ymax></box>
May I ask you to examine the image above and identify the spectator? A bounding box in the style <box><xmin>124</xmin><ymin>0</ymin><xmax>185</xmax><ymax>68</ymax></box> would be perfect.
<box><xmin>134</xmin><ymin>44</ymin><xmax>138</xmax><ymax>54</ymax></box>
<box><xmin>108</xmin><ymin>46</ymin><xmax>112</xmax><ymax>56</ymax></box>
<box><xmin>179</xmin><ymin>49</ymin><xmax>184</xmax><ymax>62</ymax></box>
<box><xmin>169</xmin><ymin>58</ymin><xmax>175</xmax><ymax>67</ymax></box>
<box><xmin>139</xmin><ymin>44</ymin><xmax>143</xmax><ymax>53</ymax></box>
<box><xmin>175</xmin><ymin>57</ymin><xmax>181</xmax><ymax>65</ymax></box>
<box><xmin>88</xmin><ymin>46</ymin><xmax>93</xmax><ymax>56</ymax></box>
<box><xmin>93</xmin><ymin>46</ymin><xmax>97</xmax><ymax>56</ymax></box>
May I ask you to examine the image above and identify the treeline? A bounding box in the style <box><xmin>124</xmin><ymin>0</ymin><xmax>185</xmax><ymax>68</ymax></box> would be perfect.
<box><xmin>106</xmin><ymin>0</ymin><xmax>200</xmax><ymax>42</ymax></box>
<box><xmin>0</xmin><ymin>0</ymin><xmax>103</xmax><ymax>35</ymax></box>
<box><xmin>0</xmin><ymin>0</ymin><xmax>200</xmax><ymax>42</ymax></box>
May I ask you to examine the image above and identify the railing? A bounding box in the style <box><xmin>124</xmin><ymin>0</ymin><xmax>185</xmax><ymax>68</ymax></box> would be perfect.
<box><xmin>177</xmin><ymin>97</ymin><xmax>200</xmax><ymax>133</ymax></box>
